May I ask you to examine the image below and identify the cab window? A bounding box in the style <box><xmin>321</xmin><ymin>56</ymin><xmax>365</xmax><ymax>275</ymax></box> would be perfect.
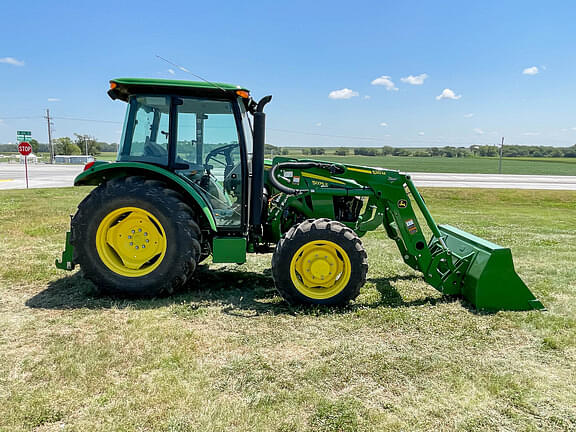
<box><xmin>176</xmin><ymin>98</ymin><xmax>243</xmax><ymax>227</ymax></box>
<box><xmin>119</xmin><ymin>96</ymin><xmax>170</xmax><ymax>165</ymax></box>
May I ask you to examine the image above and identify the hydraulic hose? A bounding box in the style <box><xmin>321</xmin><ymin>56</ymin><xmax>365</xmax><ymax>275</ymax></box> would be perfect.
<box><xmin>269</xmin><ymin>161</ymin><xmax>345</xmax><ymax>195</ymax></box>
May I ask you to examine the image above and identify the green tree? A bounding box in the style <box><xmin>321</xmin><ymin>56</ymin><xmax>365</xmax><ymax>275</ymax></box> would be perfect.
<box><xmin>54</xmin><ymin>137</ymin><xmax>81</xmax><ymax>155</ymax></box>
<box><xmin>74</xmin><ymin>134</ymin><xmax>101</xmax><ymax>156</ymax></box>
<box><xmin>29</xmin><ymin>139</ymin><xmax>40</xmax><ymax>154</ymax></box>
<box><xmin>381</xmin><ymin>146</ymin><xmax>394</xmax><ymax>156</ymax></box>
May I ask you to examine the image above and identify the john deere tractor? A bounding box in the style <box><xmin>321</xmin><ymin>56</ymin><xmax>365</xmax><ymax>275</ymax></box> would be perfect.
<box><xmin>56</xmin><ymin>78</ymin><xmax>543</xmax><ymax>311</ymax></box>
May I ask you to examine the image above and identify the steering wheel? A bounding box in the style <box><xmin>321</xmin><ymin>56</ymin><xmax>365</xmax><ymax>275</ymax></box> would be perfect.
<box><xmin>204</xmin><ymin>144</ymin><xmax>237</xmax><ymax>171</ymax></box>
<box><xmin>203</xmin><ymin>143</ymin><xmax>240</xmax><ymax>193</ymax></box>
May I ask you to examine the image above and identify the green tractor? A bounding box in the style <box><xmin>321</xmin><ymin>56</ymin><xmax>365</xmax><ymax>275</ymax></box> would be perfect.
<box><xmin>56</xmin><ymin>78</ymin><xmax>543</xmax><ymax>311</ymax></box>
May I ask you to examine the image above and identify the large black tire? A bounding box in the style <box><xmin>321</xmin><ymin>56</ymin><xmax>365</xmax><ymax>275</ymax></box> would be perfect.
<box><xmin>272</xmin><ymin>218</ymin><xmax>368</xmax><ymax>306</ymax></box>
<box><xmin>71</xmin><ymin>176</ymin><xmax>202</xmax><ymax>296</ymax></box>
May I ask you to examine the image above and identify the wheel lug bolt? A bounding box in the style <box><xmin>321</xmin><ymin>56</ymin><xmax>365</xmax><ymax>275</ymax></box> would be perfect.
<box><xmin>144</xmin><ymin>232</ymin><xmax>148</xmax><ymax>236</ymax></box>
<box><xmin>129</xmin><ymin>242</ymin><xmax>133</xmax><ymax>246</ymax></box>
<box><xmin>145</xmin><ymin>239</ymin><xmax>149</xmax><ymax>243</ymax></box>
<box><xmin>138</xmin><ymin>228</ymin><xmax>142</xmax><ymax>232</ymax></box>
<box><xmin>135</xmin><ymin>246</ymin><xmax>139</xmax><ymax>249</ymax></box>
<box><xmin>131</xmin><ymin>230</ymin><xmax>135</xmax><ymax>234</ymax></box>
<box><xmin>128</xmin><ymin>235</ymin><xmax>132</xmax><ymax>239</ymax></box>
<box><xmin>142</xmin><ymin>245</ymin><xmax>145</xmax><ymax>249</ymax></box>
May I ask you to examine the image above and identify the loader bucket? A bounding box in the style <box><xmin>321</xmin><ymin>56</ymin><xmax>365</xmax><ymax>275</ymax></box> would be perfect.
<box><xmin>438</xmin><ymin>225</ymin><xmax>545</xmax><ymax>311</ymax></box>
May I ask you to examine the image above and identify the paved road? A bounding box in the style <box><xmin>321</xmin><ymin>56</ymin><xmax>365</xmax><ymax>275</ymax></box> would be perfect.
<box><xmin>410</xmin><ymin>172</ymin><xmax>576</xmax><ymax>190</ymax></box>
<box><xmin>1</xmin><ymin>163</ymin><xmax>576</xmax><ymax>191</ymax></box>
<box><xmin>0</xmin><ymin>163</ymin><xmax>84</xmax><ymax>190</ymax></box>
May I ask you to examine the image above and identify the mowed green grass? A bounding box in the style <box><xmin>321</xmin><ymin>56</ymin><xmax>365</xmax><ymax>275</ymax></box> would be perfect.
<box><xmin>0</xmin><ymin>187</ymin><xmax>575</xmax><ymax>431</ymax></box>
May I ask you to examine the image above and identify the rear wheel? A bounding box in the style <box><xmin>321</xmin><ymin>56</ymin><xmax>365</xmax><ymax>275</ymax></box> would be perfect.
<box><xmin>272</xmin><ymin>219</ymin><xmax>368</xmax><ymax>306</ymax></box>
<box><xmin>71</xmin><ymin>176</ymin><xmax>202</xmax><ymax>296</ymax></box>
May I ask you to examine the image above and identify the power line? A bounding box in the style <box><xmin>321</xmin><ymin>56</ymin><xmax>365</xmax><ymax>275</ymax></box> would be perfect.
<box><xmin>52</xmin><ymin>116</ymin><xmax>122</xmax><ymax>124</ymax></box>
<box><xmin>268</xmin><ymin>128</ymin><xmax>389</xmax><ymax>142</ymax></box>
<box><xmin>0</xmin><ymin>116</ymin><xmax>43</xmax><ymax>120</ymax></box>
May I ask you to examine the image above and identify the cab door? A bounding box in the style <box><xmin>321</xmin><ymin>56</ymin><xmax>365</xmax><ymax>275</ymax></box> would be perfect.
<box><xmin>175</xmin><ymin>97</ymin><xmax>246</xmax><ymax>229</ymax></box>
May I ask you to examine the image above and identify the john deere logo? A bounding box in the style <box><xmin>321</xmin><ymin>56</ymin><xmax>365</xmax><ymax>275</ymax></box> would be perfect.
<box><xmin>398</xmin><ymin>199</ymin><xmax>408</xmax><ymax>209</ymax></box>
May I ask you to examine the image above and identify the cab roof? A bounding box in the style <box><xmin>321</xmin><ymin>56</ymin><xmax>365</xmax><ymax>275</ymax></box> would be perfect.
<box><xmin>108</xmin><ymin>78</ymin><xmax>250</xmax><ymax>102</ymax></box>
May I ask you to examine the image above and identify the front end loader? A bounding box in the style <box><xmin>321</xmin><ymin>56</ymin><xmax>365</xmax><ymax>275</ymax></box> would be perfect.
<box><xmin>56</xmin><ymin>78</ymin><xmax>544</xmax><ymax>311</ymax></box>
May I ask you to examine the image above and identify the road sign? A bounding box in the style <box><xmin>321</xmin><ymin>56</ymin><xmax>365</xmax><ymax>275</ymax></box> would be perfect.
<box><xmin>18</xmin><ymin>142</ymin><xmax>32</xmax><ymax>156</ymax></box>
<box><xmin>17</xmin><ymin>130</ymin><xmax>32</xmax><ymax>143</ymax></box>
<box><xmin>17</xmin><ymin>142</ymin><xmax>32</xmax><ymax>189</ymax></box>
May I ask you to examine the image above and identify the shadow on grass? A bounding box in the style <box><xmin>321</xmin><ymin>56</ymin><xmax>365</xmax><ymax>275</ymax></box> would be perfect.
<box><xmin>367</xmin><ymin>276</ymin><xmax>459</xmax><ymax>309</ymax></box>
<box><xmin>26</xmin><ymin>267</ymin><xmax>461</xmax><ymax>315</ymax></box>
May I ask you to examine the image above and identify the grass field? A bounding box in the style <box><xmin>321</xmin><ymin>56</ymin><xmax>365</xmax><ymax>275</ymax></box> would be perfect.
<box><xmin>285</xmin><ymin>155</ymin><xmax>576</xmax><ymax>176</ymax></box>
<box><xmin>0</xmin><ymin>187</ymin><xmax>575</xmax><ymax>431</ymax></box>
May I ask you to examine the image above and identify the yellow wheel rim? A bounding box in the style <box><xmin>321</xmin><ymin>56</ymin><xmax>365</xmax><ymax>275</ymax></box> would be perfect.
<box><xmin>95</xmin><ymin>207</ymin><xmax>167</xmax><ymax>277</ymax></box>
<box><xmin>289</xmin><ymin>240</ymin><xmax>351</xmax><ymax>300</ymax></box>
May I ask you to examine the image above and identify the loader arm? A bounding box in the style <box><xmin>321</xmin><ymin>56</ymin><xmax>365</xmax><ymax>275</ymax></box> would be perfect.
<box><xmin>266</xmin><ymin>158</ymin><xmax>544</xmax><ymax>311</ymax></box>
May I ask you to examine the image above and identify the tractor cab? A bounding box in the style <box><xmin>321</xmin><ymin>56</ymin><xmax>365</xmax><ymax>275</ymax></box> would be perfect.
<box><xmin>109</xmin><ymin>78</ymin><xmax>255</xmax><ymax>228</ymax></box>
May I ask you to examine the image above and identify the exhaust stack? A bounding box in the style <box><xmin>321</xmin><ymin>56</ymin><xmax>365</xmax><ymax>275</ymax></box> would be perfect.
<box><xmin>250</xmin><ymin>95</ymin><xmax>272</xmax><ymax>230</ymax></box>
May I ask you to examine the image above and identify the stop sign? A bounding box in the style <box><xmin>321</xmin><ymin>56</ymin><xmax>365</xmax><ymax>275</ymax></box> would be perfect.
<box><xmin>18</xmin><ymin>141</ymin><xmax>32</xmax><ymax>156</ymax></box>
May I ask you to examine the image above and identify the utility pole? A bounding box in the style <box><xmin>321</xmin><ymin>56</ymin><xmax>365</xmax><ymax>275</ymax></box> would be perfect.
<box><xmin>84</xmin><ymin>135</ymin><xmax>88</xmax><ymax>156</ymax></box>
<box><xmin>498</xmin><ymin>136</ymin><xmax>504</xmax><ymax>174</ymax></box>
<box><xmin>45</xmin><ymin>109</ymin><xmax>54</xmax><ymax>164</ymax></box>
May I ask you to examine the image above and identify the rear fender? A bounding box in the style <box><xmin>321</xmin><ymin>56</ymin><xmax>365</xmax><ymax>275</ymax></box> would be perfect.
<box><xmin>74</xmin><ymin>162</ymin><xmax>217</xmax><ymax>232</ymax></box>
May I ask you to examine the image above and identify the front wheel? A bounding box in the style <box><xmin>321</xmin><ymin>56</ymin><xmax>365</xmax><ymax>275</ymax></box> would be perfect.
<box><xmin>71</xmin><ymin>176</ymin><xmax>202</xmax><ymax>296</ymax></box>
<box><xmin>272</xmin><ymin>219</ymin><xmax>368</xmax><ymax>306</ymax></box>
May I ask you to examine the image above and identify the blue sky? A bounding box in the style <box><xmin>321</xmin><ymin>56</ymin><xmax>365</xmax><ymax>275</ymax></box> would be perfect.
<box><xmin>1</xmin><ymin>0</ymin><xmax>576</xmax><ymax>148</ymax></box>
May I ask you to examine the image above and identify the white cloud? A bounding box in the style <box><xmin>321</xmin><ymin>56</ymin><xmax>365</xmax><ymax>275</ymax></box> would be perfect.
<box><xmin>463</xmin><ymin>113</ymin><xmax>474</xmax><ymax>118</ymax></box>
<box><xmin>168</xmin><ymin>68</ymin><xmax>175</xmax><ymax>75</ymax></box>
<box><xmin>371</xmin><ymin>75</ymin><xmax>398</xmax><ymax>91</ymax></box>
<box><xmin>522</xmin><ymin>132</ymin><xmax>540</xmax><ymax>136</ymax></box>
<box><xmin>379</xmin><ymin>122</ymin><xmax>388</xmax><ymax>127</ymax></box>
<box><xmin>522</xmin><ymin>66</ymin><xmax>539</xmax><ymax>75</ymax></box>
<box><xmin>473</xmin><ymin>128</ymin><xmax>484</xmax><ymax>135</ymax></box>
<box><xmin>363</xmin><ymin>95</ymin><xmax>371</xmax><ymax>100</ymax></box>
<box><xmin>400</xmin><ymin>73</ymin><xmax>428</xmax><ymax>85</ymax></box>
<box><xmin>315</xmin><ymin>122</ymin><xmax>322</xmax><ymax>127</ymax></box>
<box><xmin>47</xmin><ymin>98</ymin><xmax>60</xmax><ymax>102</ymax></box>
<box><xmin>328</xmin><ymin>88</ymin><xmax>359</xmax><ymax>99</ymax></box>
<box><xmin>418</xmin><ymin>131</ymin><xmax>425</xmax><ymax>136</ymax></box>
<box><xmin>436</xmin><ymin>88</ymin><xmax>462</xmax><ymax>100</ymax></box>
<box><xmin>0</xmin><ymin>57</ymin><xmax>24</xmax><ymax>66</ymax></box>
<box><xmin>571</xmin><ymin>127</ymin><xmax>576</xmax><ymax>131</ymax></box>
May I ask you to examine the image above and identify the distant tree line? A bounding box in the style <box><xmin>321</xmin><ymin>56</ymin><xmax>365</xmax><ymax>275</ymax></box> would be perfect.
<box><xmin>3</xmin><ymin>141</ymin><xmax>576</xmax><ymax>159</ymax></box>
<box><xmin>294</xmin><ymin>144</ymin><xmax>576</xmax><ymax>158</ymax></box>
